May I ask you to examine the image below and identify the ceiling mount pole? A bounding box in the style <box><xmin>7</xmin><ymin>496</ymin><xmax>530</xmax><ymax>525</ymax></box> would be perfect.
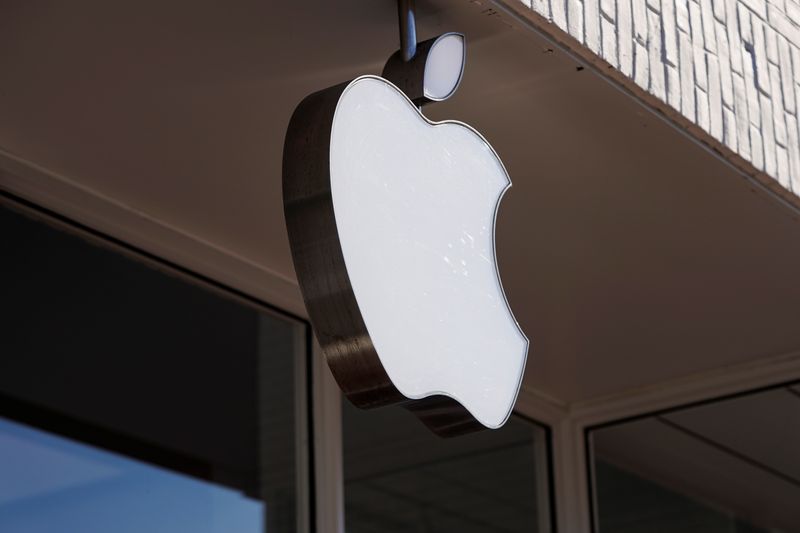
<box><xmin>398</xmin><ymin>0</ymin><xmax>417</xmax><ymax>62</ymax></box>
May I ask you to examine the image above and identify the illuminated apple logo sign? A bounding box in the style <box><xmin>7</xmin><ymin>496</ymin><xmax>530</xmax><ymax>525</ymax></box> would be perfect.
<box><xmin>283</xmin><ymin>33</ymin><xmax>528</xmax><ymax>436</ymax></box>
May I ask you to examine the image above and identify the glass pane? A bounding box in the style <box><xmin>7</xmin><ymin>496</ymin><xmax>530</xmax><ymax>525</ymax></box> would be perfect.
<box><xmin>343</xmin><ymin>400</ymin><xmax>552</xmax><ymax>533</ymax></box>
<box><xmin>589</xmin><ymin>384</ymin><xmax>800</xmax><ymax>533</ymax></box>
<box><xmin>0</xmin><ymin>205</ymin><xmax>307</xmax><ymax>532</ymax></box>
<box><xmin>0</xmin><ymin>417</ymin><xmax>262</xmax><ymax>533</ymax></box>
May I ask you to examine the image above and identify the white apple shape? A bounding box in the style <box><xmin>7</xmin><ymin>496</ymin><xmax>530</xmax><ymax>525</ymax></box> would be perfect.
<box><xmin>328</xmin><ymin>75</ymin><xmax>528</xmax><ymax>429</ymax></box>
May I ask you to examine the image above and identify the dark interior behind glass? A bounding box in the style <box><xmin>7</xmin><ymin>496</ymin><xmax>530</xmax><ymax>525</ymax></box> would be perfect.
<box><xmin>342</xmin><ymin>398</ymin><xmax>553</xmax><ymax>533</ymax></box>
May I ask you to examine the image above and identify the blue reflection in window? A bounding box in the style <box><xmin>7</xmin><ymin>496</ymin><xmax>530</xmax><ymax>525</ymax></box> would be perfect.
<box><xmin>0</xmin><ymin>418</ymin><xmax>263</xmax><ymax>533</ymax></box>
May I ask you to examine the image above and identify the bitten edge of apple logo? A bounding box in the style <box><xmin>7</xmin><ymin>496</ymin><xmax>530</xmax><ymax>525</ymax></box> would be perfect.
<box><xmin>283</xmin><ymin>70</ymin><xmax>528</xmax><ymax>438</ymax></box>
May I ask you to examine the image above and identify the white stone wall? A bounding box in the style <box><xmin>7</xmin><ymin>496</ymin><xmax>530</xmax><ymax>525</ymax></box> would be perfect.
<box><xmin>518</xmin><ymin>0</ymin><xmax>800</xmax><ymax>196</ymax></box>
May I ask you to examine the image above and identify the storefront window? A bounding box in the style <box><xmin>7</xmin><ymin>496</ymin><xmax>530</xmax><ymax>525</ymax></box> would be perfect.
<box><xmin>588</xmin><ymin>384</ymin><xmax>800</xmax><ymax>533</ymax></box>
<box><xmin>343</xmin><ymin>400</ymin><xmax>553</xmax><ymax>532</ymax></box>
<box><xmin>0</xmin><ymin>205</ymin><xmax>309</xmax><ymax>532</ymax></box>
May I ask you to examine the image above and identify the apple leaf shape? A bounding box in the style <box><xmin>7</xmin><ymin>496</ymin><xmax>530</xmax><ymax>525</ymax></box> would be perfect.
<box><xmin>283</xmin><ymin>75</ymin><xmax>528</xmax><ymax>436</ymax></box>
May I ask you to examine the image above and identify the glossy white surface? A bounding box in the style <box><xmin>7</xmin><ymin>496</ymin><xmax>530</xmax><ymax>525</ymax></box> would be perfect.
<box><xmin>423</xmin><ymin>34</ymin><xmax>465</xmax><ymax>101</ymax></box>
<box><xmin>329</xmin><ymin>76</ymin><xmax>528</xmax><ymax>428</ymax></box>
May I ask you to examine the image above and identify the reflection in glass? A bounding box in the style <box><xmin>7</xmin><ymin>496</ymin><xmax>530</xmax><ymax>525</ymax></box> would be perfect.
<box><xmin>0</xmin><ymin>418</ymin><xmax>262</xmax><ymax>533</ymax></box>
<box><xmin>589</xmin><ymin>385</ymin><xmax>800</xmax><ymax>533</ymax></box>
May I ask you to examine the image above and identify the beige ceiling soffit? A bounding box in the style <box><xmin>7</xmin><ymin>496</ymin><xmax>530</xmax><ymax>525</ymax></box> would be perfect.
<box><xmin>491</xmin><ymin>0</ymin><xmax>800</xmax><ymax>214</ymax></box>
<box><xmin>515</xmin><ymin>384</ymin><xmax>569</xmax><ymax>425</ymax></box>
<box><xmin>0</xmin><ymin>148</ymin><xmax>306</xmax><ymax>318</ymax></box>
<box><xmin>515</xmin><ymin>349</ymin><xmax>800</xmax><ymax>427</ymax></box>
<box><xmin>569</xmin><ymin>348</ymin><xmax>800</xmax><ymax>427</ymax></box>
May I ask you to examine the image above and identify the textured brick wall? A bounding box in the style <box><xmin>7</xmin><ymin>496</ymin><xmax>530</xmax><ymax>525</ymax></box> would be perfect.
<box><xmin>518</xmin><ymin>0</ymin><xmax>800</xmax><ymax>196</ymax></box>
